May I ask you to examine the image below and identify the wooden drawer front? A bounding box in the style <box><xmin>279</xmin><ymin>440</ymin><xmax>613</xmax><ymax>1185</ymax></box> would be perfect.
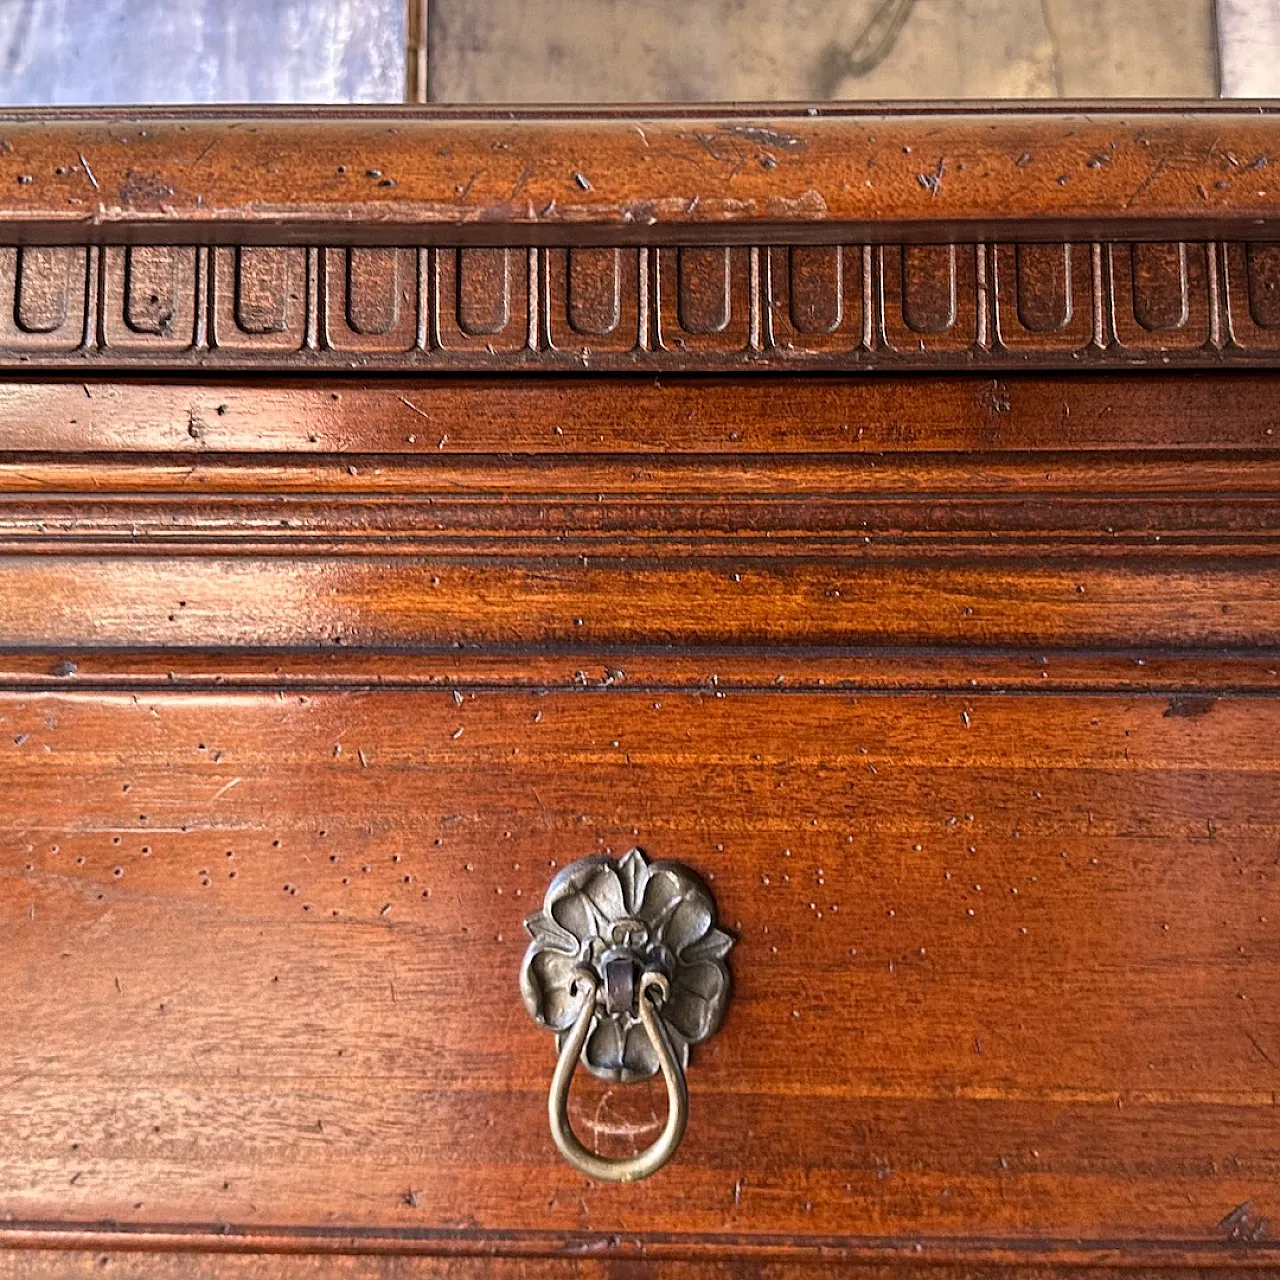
<box><xmin>3</xmin><ymin>683</ymin><xmax>1278</xmax><ymax>1255</ymax></box>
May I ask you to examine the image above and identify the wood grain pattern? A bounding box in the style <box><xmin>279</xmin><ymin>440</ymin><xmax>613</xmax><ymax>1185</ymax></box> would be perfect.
<box><xmin>2</xmin><ymin>107</ymin><xmax>1279</xmax><ymax>1277</ymax></box>
<box><xmin>1</xmin><ymin>647</ymin><xmax>1280</xmax><ymax>694</ymax></box>
<box><xmin>6</xmin><ymin>554</ymin><xmax>1278</xmax><ymax>650</ymax></box>
<box><xmin>0</xmin><ymin>383</ymin><xmax>1275</xmax><ymax>651</ymax></box>
<box><xmin>0</xmin><ymin>107</ymin><xmax>1272</xmax><ymax>370</ymax></box>
<box><xmin>3</xmin><ymin>686</ymin><xmax>1280</xmax><ymax>1263</ymax></box>
<box><xmin>0</xmin><ymin>107</ymin><xmax>1276</xmax><ymax>243</ymax></box>
<box><xmin>0</xmin><ymin>373</ymin><xmax>1277</xmax><ymax>454</ymax></box>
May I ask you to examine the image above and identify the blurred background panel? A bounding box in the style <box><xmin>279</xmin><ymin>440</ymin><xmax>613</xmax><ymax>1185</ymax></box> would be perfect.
<box><xmin>429</xmin><ymin>0</ymin><xmax>1217</xmax><ymax>102</ymax></box>
<box><xmin>1218</xmin><ymin>0</ymin><xmax>1280</xmax><ymax>97</ymax></box>
<box><xmin>1</xmin><ymin>0</ymin><xmax>1276</xmax><ymax>106</ymax></box>
<box><xmin>0</xmin><ymin>0</ymin><xmax>405</xmax><ymax>104</ymax></box>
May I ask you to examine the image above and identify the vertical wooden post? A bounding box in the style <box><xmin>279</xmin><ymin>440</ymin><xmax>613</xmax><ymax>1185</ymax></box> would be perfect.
<box><xmin>406</xmin><ymin>0</ymin><xmax>429</xmax><ymax>102</ymax></box>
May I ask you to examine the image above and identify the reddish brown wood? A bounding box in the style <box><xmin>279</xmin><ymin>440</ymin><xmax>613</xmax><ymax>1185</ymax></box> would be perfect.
<box><xmin>1</xmin><ymin>107</ymin><xmax>1279</xmax><ymax>1278</ymax></box>
<box><xmin>0</xmin><ymin>109</ymin><xmax>1277</xmax><ymax>374</ymax></box>
<box><xmin>1</xmin><ymin>240</ymin><xmax>1280</xmax><ymax>371</ymax></box>
<box><xmin>2</xmin><ymin>1256</ymin><xmax>1276</xmax><ymax>1279</ymax></box>
<box><xmin>2</xmin><ymin>554</ymin><xmax>1278</xmax><ymax>649</ymax></box>
<box><xmin>0</xmin><ymin>648</ymin><xmax>1278</xmax><ymax>694</ymax></box>
<box><xmin>0</xmin><ymin>107</ymin><xmax>1277</xmax><ymax>244</ymax></box>
<box><xmin>0</xmin><ymin>373</ymin><xmax>1278</xmax><ymax>452</ymax></box>
<box><xmin>0</xmin><ymin>377</ymin><xmax>1275</xmax><ymax>652</ymax></box>
<box><xmin>3</xmin><ymin>688</ymin><xmax>1280</xmax><ymax>1259</ymax></box>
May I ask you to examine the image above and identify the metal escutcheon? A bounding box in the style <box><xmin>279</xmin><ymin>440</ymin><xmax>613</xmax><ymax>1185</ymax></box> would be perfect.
<box><xmin>520</xmin><ymin>848</ymin><xmax>734</xmax><ymax>1182</ymax></box>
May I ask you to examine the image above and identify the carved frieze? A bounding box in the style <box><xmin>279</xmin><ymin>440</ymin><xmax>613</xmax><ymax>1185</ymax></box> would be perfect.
<box><xmin>0</xmin><ymin>240</ymin><xmax>1276</xmax><ymax>369</ymax></box>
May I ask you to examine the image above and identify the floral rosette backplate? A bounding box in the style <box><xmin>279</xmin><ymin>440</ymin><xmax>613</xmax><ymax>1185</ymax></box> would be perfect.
<box><xmin>520</xmin><ymin>848</ymin><xmax>735</xmax><ymax>1084</ymax></box>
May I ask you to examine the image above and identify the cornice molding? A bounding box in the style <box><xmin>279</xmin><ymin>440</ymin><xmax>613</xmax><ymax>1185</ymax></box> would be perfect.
<box><xmin>0</xmin><ymin>107</ymin><xmax>1276</xmax><ymax>245</ymax></box>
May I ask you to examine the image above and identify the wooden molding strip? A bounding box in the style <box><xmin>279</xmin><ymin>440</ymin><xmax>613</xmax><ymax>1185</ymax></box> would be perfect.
<box><xmin>0</xmin><ymin>240</ymin><xmax>1278</xmax><ymax>371</ymax></box>
<box><xmin>1</xmin><ymin>374</ymin><xmax>1277</xmax><ymax>454</ymax></box>
<box><xmin>0</xmin><ymin>646</ymin><xmax>1277</xmax><ymax>692</ymax></box>
<box><xmin>0</xmin><ymin>1251</ymin><xmax>1270</xmax><ymax>1280</ymax></box>
<box><xmin>1</xmin><ymin>553</ymin><xmax>1277</xmax><ymax>650</ymax></box>
<box><xmin>0</xmin><ymin>483</ymin><xmax>1273</xmax><ymax>553</ymax></box>
<box><xmin>4</xmin><ymin>1221</ymin><xmax>1280</xmax><ymax>1267</ymax></box>
<box><xmin>0</xmin><ymin>107</ymin><xmax>1277</xmax><ymax>245</ymax></box>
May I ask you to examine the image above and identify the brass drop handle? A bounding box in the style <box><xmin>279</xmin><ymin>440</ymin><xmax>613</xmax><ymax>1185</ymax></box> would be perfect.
<box><xmin>520</xmin><ymin>848</ymin><xmax>734</xmax><ymax>1182</ymax></box>
<box><xmin>549</xmin><ymin>967</ymin><xmax>688</xmax><ymax>1182</ymax></box>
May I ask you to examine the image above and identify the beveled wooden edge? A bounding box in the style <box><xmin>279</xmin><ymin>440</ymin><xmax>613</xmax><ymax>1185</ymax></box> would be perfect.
<box><xmin>0</xmin><ymin>1256</ymin><xmax>1271</xmax><ymax>1280</ymax></box>
<box><xmin>0</xmin><ymin>647</ymin><xmax>1277</xmax><ymax>692</ymax></box>
<box><xmin>3</xmin><ymin>1222</ymin><xmax>1280</xmax><ymax>1268</ymax></box>
<box><xmin>0</xmin><ymin>105</ymin><xmax>1277</xmax><ymax>244</ymax></box>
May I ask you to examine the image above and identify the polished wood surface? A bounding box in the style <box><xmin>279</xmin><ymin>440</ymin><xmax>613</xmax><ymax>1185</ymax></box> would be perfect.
<box><xmin>1</xmin><ymin>373</ymin><xmax>1277</xmax><ymax>451</ymax></box>
<box><xmin>5</xmin><ymin>1254</ymin><xmax>1274</xmax><ymax>1274</ymax></box>
<box><xmin>2</xmin><ymin>106</ymin><xmax>1279</xmax><ymax>1277</ymax></box>
<box><xmin>0</xmin><ymin>106</ymin><xmax>1276</xmax><ymax>242</ymax></box>
<box><xmin>0</xmin><ymin>240</ymin><xmax>1276</xmax><ymax>371</ymax></box>
<box><xmin>0</xmin><ymin>374</ymin><xmax>1274</xmax><ymax>653</ymax></box>
<box><xmin>4</xmin><ymin>683</ymin><xmax>1280</xmax><ymax>1255</ymax></box>
<box><xmin>0</xmin><ymin>109</ymin><xmax>1277</xmax><ymax>374</ymax></box>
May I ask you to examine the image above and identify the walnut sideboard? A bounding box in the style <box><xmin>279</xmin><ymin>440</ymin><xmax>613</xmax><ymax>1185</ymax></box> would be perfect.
<box><xmin>3</xmin><ymin>104</ymin><xmax>1280</xmax><ymax>1279</ymax></box>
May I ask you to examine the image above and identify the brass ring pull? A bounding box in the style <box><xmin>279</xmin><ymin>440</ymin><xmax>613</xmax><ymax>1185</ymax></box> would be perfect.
<box><xmin>521</xmin><ymin>849</ymin><xmax>734</xmax><ymax>1181</ymax></box>
<box><xmin>548</xmin><ymin>967</ymin><xmax>688</xmax><ymax>1183</ymax></box>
